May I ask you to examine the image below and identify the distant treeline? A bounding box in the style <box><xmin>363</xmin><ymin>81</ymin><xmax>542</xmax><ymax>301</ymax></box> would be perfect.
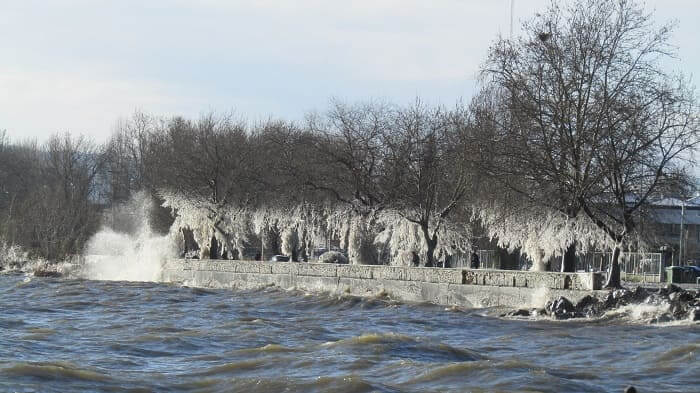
<box><xmin>1</xmin><ymin>0</ymin><xmax>697</xmax><ymax>287</ymax></box>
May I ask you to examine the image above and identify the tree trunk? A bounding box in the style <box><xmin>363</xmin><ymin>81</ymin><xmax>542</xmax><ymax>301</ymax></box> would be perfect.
<box><xmin>420</xmin><ymin>222</ymin><xmax>437</xmax><ymax>267</ymax></box>
<box><xmin>210</xmin><ymin>235</ymin><xmax>219</xmax><ymax>260</ymax></box>
<box><xmin>561</xmin><ymin>243</ymin><xmax>576</xmax><ymax>272</ymax></box>
<box><xmin>605</xmin><ymin>246</ymin><xmax>622</xmax><ymax>288</ymax></box>
<box><xmin>425</xmin><ymin>239</ymin><xmax>437</xmax><ymax>267</ymax></box>
<box><xmin>531</xmin><ymin>248</ymin><xmax>546</xmax><ymax>271</ymax></box>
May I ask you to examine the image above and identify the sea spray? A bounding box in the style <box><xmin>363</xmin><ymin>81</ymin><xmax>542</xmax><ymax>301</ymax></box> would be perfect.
<box><xmin>81</xmin><ymin>192</ymin><xmax>176</xmax><ymax>282</ymax></box>
<box><xmin>0</xmin><ymin>242</ymin><xmax>26</xmax><ymax>269</ymax></box>
<box><xmin>0</xmin><ymin>241</ymin><xmax>78</xmax><ymax>277</ymax></box>
<box><xmin>530</xmin><ymin>286</ymin><xmax>551</xmax><ymax>308</ymax></box>
<box><xmin>604</xmin><ymin>302</ymin><xmax>671</xmax><ymax>324</ymax></box>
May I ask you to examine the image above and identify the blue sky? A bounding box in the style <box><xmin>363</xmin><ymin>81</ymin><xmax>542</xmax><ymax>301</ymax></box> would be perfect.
<box><xmin>1</xmin><ymin>0</ymin><xmax>699</xmax><ymax>142</ymax></box>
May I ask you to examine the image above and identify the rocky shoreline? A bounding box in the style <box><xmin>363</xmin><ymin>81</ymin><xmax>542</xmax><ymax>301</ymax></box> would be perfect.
<box><xmin>504</xmin><ymin>284</ymin><xmax>700</xmax><ymax>323</ymax></box>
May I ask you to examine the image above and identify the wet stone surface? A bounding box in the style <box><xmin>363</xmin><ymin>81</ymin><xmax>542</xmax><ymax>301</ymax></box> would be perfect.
<box><xmin>503</xmin><ymin>284</ymin><xmax>700</xmax><ymax>323</ymax></box>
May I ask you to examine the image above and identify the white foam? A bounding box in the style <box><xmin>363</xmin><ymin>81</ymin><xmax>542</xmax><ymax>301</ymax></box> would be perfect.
<box><xmin>81</xmin><ymin>192</ymin><xmax>176</xmax><ymax>282</ymax></box>
<box><xmin>530</xmin><ymin>286</ymin><xmax>551</xmax><ymax>308</ymax></box>
<box><xmin>603</xmin><ymin>302</ymin><xmax>671</xmax><ymax>323</ymax></box>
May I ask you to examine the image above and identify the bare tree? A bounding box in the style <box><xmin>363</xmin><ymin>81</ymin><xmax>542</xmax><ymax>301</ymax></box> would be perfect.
<box><xmin>304</xmin><ymin>100</ymin><xmax>391</xmax><ymax>211</ymax></box>
<box><xmin>0</xmin><ymin>137</ymin><xmax>43</xmax><ymax>248</ymax></box>
<box><xmin>104</xmin><ymin>111</ymin><xmax>155</xmax><ymax>204</ymax></box>
<box><xmin>384</xmin><ymin>102</ymin><xmax>474</xmax><ymax>267</ymax></box>
<box><xmin>476</xmin><ymin>0</ymin><xmax>699</xmax><ymax>276</ymax></box>
<box><xmin>299</xmin><ymin>101</ymin><xmax>393</xmax><ymax>264</ymax></box>
<box><xmin>582</xmin><ymin>77</ymin><xmax>698</xmax><ymax>287</ymax></box>
<box><xmin>0</xmin><ymin>133</ymin><xmax>104</xmax><ymax>260</ymax></box>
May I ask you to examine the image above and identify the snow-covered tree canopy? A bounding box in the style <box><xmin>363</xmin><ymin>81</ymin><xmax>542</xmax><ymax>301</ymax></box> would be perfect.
<box><xmin>149</xmin><ymin>100</ymin><xmax>483</xmax><ymax>266</ymax></box>
<box><xmin>475</xmin><ymin>197</ymin><xmax>612</xmax><ymax>269</ymax></box>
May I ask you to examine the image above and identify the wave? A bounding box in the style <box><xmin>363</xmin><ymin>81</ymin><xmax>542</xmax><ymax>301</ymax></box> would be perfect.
<box><xmin>322</xmin><ymin>332</ymin><xmax>416</xmax><ymax>348</ymax></box>
<box><xmin>172</xmin><ymin>375</ymin><xmax>386</xmax><ymax>393</ymax></box>
<box><xmin>600</xmin><ymin>302</ymin><xmax>699</xmax><ymax>326</ymax></box>
<box><xmin>322</xmin><ymin>333</ymin><xmax>484</xmax><ymax>363</ymax></box>
<box><xmin>80</xmin><ymin>192</ymin><xmax>177</xmax><ymax>282</ymax></box>
<box><xmin>0</xmin><ymin>361</ymin><xmax>112</xmax><ymax>383</ymax></box>
<box><xmin>193</xmin><ymin>359</ymin><xmax>267</xmax><ymax>376</ymax></box>
<box><xmin>236</xmin><ymin>343</ymin><xmax>298</xmax><ymax>354</ymax></box>
<box><xmin>405</xmin><ymin>359</ymin><xmax>533</xmax><ymax>384</ymax></box>
<box><xmin>246</xmin><ymin>286</ymin><xmax>406</xmax><ymax>314</ymax></box>
<box><xmin>654</xmin><ymin>343</ymin><xmax>699</xmax><ymax>364</ymax></box>
<box><xmin>0</xmin><ymin>260</ymin><xmax>79</xmax><ymax>279</ymax></box>
<box><xmin>22</xmin><ymin>327</ymin><xmax>57</xmax><ymax>341</ymax></box>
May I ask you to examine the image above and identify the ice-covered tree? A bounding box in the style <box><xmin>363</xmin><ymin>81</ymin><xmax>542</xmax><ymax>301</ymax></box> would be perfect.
<box><xmin>475</xmin><ymin>194</ymin><xmax>612</xmax><ymax>271</ymax></box>
<box><xmin>474</xmin><ymin>0</ymin><xmax>699</xmax><ymax>276</ymax></box>
<box><xmin>383</xmin><ymin>102</ymin><xmax>475</xmax><ymax>266</ymax></box>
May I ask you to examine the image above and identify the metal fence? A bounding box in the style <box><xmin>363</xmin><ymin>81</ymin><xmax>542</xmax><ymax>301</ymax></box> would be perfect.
<box><xmin>451</xmin><ymin>250</ymin><xmax>500</xmax><ymax>269</ymax></box>
<box><xmin>478</xmin><ymin>250</ymin><xmax>501</xmax><ymax>269</ymax></box>
<box><xmin>441</xmin><ymin>248</ymin><xmax>664</xmax><ymax>281</ymax></box>
<box><xmin>576</xmin><ymin>252</ymin><xmax>664</xmax><ymax>282</ymax></box>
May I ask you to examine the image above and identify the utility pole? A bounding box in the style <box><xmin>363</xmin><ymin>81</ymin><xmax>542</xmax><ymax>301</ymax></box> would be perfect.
<box><xmin>678</xmin><ymin>196</ymin><xmax>696</xmax><ymax>265</ymax></box>
<box><xmin>679</xmin><ymin>200</ymin><xmax>686</xmax><ymax>265</ymax></box>
<box><xmin>510</xmin><ymin>0</ymin><xmax>514</xmax><ymax>38</ymax></box>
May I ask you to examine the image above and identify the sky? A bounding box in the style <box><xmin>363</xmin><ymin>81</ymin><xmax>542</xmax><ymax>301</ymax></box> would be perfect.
<box><xmin>1</xmin><ymin>0</ymin><xmax>699</xmax><ymax>143</ymax></box>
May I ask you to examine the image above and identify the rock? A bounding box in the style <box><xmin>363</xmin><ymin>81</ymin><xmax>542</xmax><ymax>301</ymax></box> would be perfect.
<box><xmin>576</xmin><ymin>295</ymin><xmax>599</xmax><ymax>310</ymax></box>
<box><xmin>545</xmin><ymin>296</ymin><xmax>576</xmax><ymax>319</ymax></box>
<box><xmin>506</xmin><ymin>309</ymin><xmax>531</xmax><ymax>317</ymax></box>
<box><xmin>677</xmin><ymin>291</ymin><xmax>693</xmax><ymax>303</ymax></box>
<box><xmin>603</xmin><ymin>288</ymin><xmax>633</xmax><ymax>308</ymax></box>
<box><xmin>613</xmin><ymin>288</ymin><xmax>632</xmax><ymax>301</ymax></box>
<box><xmin>624</xmin><ymin>386</ymin><xmax>637</xmax><ymax>393</ymax></box>
<box><xmin>603</xmin><ymin>291</ymin><xmax>615</xmax><ymax>306</ymax></box>
<box><xmin>631</xmin><ymin>286</ymin><xmax>648</xmax><ymax>301</ymax></box>
<box><xmin>670</xmin><ymin>301</ymin><xmax>687</xmax><ymax>319</ymax></box>
<box><xmin>575</xmin><ymin>295</ymin><xmax>601</xmax><ymax>317</ymax></box>
<box><xmin>668</xmin><ymin>290</ymin><xmax>692</xmax><ymax>303</ymax></box>
<box><xmin>690</xmin><ymin>307</ymin><xmax>700</xmax><ymax>321</ymax></box>
<box><xmin>645</xmin><ymin>293</ymin><xmax>664</xmax><ymax>306</ymax></box>
<box><xmin>33</xmin><ymin>269</ymin><xmax>62</xmax><ymax>278</ymax></box>
<box><xmin>650</xmin><ymin>313</ymin><xmax>673</xmax><ymax>324</ymax></box>
<box><xmin>660</xmin><ymin>283</ymin><xmax>682</xmax><ymax>297</ymax></box>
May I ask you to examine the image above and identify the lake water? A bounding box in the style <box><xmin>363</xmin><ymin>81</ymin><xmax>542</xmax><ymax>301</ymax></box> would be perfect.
<box><xmin>0</xmin><ymin>273</ymin><xmax>697</xmax><ymax>392</ymax></box>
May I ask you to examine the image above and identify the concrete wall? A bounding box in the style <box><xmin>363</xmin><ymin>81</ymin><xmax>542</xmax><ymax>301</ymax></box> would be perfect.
<box><xmin>161</xmin><ymin>259</ymin><xmax>605</xmax><ymax>309</ymax></box>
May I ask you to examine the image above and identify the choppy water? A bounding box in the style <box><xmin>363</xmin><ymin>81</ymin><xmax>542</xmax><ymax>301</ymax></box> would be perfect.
<box><xmin>0</xmin><ymin>273</ymin><xmax>697</xmax><ymax>392</ymax></box>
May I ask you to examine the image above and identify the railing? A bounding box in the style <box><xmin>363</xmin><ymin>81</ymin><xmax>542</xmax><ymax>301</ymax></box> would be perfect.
<box><xmin>451</xmin><ymin>250</ymin><xmax>500</xmax><ymax>269</ymax></box>
<box><xmin>576</xmin><ymin>252</ymin><xmax>664</xmax><ymax>283</ymax></box>
<box><xmin>478</xmin><ymin>250</ymin><xmax>501</xmax><ymax>269</ymax></box>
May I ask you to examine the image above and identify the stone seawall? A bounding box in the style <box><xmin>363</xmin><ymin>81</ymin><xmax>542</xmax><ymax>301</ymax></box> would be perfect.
<box><xmin>161</xmin><ymin>260</ymin><xmax>606</xmax><ymax>309</ymax></box>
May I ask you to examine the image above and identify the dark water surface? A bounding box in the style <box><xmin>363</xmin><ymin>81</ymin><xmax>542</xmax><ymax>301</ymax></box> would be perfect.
<box><xmin>0</xmin><ymin>273</ymin><xmax>697</xmax><ymax>392</ymax></box>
